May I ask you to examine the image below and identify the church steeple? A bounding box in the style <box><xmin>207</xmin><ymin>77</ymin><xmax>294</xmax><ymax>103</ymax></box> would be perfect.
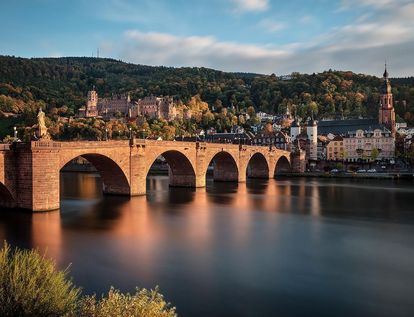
<box><xmin>378</xmin><ymin>63</ymin><xmax>395</xmax><ymax>135</ymax></box>
<box><xmin>383</xmin><ymin>62</ymin><xmax>389</xmax><ymax>79</ymax></box>
<box><xmin>380</xmin><ymin>62</ymin><xmax>392</xmax><ymax>95</ymax></box>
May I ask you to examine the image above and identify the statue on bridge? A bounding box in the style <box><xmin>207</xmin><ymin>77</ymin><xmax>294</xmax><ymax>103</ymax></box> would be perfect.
<box><xmin>36</xmin><ymin>108</ymin><xmax>50</xmax><ymax>140</ymax></box>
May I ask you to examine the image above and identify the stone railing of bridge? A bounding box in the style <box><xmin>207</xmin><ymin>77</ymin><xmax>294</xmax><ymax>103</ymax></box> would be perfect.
<box><xmin>0</xmin><ymin>140</ymin><xmax>291</xmax><ymax>212</ymax></box>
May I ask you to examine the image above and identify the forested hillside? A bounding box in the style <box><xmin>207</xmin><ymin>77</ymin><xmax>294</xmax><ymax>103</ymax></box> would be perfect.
<box><xmin>0</xmin><ymin>55</ymin><xmax>413</xmax><ymax>135</ymax></box>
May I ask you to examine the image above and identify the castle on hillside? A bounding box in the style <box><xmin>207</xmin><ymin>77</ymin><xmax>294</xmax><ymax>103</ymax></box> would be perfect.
<box><xmin>99</xmin><ymin>93</ymin><xmax>133</xmax><ymax>117</ymax></box>
<box><xmin>78</xmin><ymin>88</ymin><xmax>177</xmax><ymax>121</ymax></box>
<box><xmin>130</xmin><ymin>96</ymin><xmax>177</xmax><ymax>121</ymax></box>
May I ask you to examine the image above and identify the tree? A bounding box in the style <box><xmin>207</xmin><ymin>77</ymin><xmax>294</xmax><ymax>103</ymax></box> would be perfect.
<box><xmin>264</xmin><ymin>122</ymin><xmax>273</xmax><ymax>135</ymax></box>
<box><xmin>371</xmin><ymin>148</ymin><xmax>379</xmax><ymax>161</ymax></box>
<box><xmin>247</xmin><ymin>106</ymin><xmax>256</xmax><ymax>118</ymax></box>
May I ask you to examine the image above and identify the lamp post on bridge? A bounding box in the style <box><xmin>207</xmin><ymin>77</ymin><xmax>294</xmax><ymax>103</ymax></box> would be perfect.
<box><xmin>13</xmin><ymin>126</ymin><xmax>18</xmax><ymax>140</ymax></box>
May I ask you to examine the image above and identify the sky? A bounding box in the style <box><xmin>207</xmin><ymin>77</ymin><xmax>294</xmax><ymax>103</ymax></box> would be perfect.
<box><xmin>1</xmin><ymin>0</ymin><xmax>414</xmax><ymax>77</ymax></box>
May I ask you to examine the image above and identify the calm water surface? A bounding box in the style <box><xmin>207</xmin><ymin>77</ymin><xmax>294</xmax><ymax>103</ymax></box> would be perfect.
<box><xmin>1</xmin><ymin>173</ymin><xmax>414</xmax><ymax>317</ymax></box>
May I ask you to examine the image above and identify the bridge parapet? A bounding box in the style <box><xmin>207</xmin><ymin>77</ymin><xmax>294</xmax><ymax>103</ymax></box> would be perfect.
<box><xmin>0</xmin><ymin>144</ymin><xmax>11</xmax><ymax>151</ymax></box>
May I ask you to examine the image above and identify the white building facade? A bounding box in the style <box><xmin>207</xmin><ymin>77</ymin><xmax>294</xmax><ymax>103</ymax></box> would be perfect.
<box><xmin>343</xmin><ymin>128</ymin><xmax>395</xmax><ymax>162</ymax></box>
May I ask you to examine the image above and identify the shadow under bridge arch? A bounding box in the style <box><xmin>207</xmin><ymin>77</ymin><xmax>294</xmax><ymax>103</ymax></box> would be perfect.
<box><xmin>207</xmin><ymin>151</ymin><xmax>239</xmax><ymax>182</ymax></box>
<box><xmin>274</xmin><ymin>155</ymin><xmax>291</xmax><ymax>176</ymax></box>
<box><xmin>246</xmin><ymin>152</ymin><xmax>270</xmax><ymax>179</ymax></box>
<box><xmin>147</xmin><ymin>150</ymin><xmax>196</xmax><ymax>187</ymax></box>
<box><xmin>61</xmin><ymin>153</ymin><xmax>131</xmax><ymax>196</ymax></box>
<box><xmin>0</xmin><ymin>182</ymin><xmax>16</xmax><ymax>209</ymax></box>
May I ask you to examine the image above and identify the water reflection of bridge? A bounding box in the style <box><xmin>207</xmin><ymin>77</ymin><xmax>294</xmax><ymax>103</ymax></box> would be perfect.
<box><xmin>0</xmin><ymin>140</ymin><xmax>290</xmax><ymax>212</ymax></box>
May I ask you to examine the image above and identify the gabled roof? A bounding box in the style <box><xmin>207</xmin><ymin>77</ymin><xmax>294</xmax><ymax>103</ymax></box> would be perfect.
<box><xmin>318</xmin><ymin>119</ymin><xmax>385</xmax><ymax>136</ymax></box>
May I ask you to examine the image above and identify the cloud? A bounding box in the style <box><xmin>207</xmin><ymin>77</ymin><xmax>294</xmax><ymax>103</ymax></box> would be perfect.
<box><xmin>102</xmin><ymin>1</ymin><xmax>414</xmax><ymax>77</ymax></box>
<box><xmin>117</xmin><ymin>30</ymin><xmax>287</xmax><ymax>73</ymax></box>
<box><xmin>257</xmin><ymin>19</ymin><xmax>286</xmax><ymax>33</ymax></box>
<box><xmin>337</xmin><ymin>0</ymin><xmax>411</xmax><ymax>11</ymax></box>
<box><xmin>231</xmin><ymin>0</ymin><xmax>269</xmax><ymax>13</ymax></box>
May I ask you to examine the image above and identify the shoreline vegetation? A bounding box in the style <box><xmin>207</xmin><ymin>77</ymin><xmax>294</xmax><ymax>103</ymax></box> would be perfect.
<box><xmin>0</xmin><ymin>242</ymin><xmax>177</xmax><ymax>317</ymax></box>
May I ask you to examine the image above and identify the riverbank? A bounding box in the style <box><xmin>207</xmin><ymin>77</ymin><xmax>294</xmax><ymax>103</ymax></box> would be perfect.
<box><xmin>61</xmin><ymin>162</ymin><xmax>413</xmax><ymax>180</ymax></box>
<box><xmin>280</xmin><ymin>172</ymin><xmax>414</xmax><ymax>180</ymax></box>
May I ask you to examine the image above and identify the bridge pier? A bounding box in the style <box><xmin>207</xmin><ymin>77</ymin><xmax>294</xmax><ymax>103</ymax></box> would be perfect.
<box><xmin>23</xmin><ymin>145</ymin><xmax>61</xmax><ymax>212</ymax></box>
<box><xmin>169</xmin><ymin>168</ymin><xmax>196</xmax><ymax>187</ymax></box>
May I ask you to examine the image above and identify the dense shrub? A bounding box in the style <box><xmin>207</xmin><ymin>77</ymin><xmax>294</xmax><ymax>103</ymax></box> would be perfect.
<box><xmin>78</xmin><ymin>287</ymin><xmax>177</xmax><ymax>317</ymax></box>
<box><xmin>0</xmin><ymin>242</ymin><xmax>80</xmax><ymax>316</ymax></box>
<box><xmin>0</xmin><ymin>242</ymin><xmax>177</xmax><ymax>317</ymax></box>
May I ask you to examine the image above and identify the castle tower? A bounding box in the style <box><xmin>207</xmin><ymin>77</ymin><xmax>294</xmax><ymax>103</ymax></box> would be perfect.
<box><xmin>86</xmin><ymin>87</ymin><xmax>98</xmax><ymax>117</ymax></box>
<box><xmin>290</xmin><ymin>120</ymin><xmax>301</xmax><ymax>141</ymax></box>
<box><xmin>378</xmin><ymin>64</ymin><xmax>395</xmax><ymax>135</ymax></box>
<box><xmin>306</xmin><ymin>119</ymin><xmax>318</xmax><ymax>161</ymax></box>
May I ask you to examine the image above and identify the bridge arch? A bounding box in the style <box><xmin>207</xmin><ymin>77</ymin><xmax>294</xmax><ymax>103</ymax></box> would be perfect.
<box><xmin>246</xmin><ymin>152</ymin><xmax>270</xmax><ymax>179</ymax></box>
<box><xmin>61</xmin><ymin>153</ymin><xmax>130</xmax><ymax>195</ymax></box>
<box><xmin>146</xmin><ymin>150</ymin><xmax>196</xmax><ymax>187</ymax></box>
<box><xmin>0</xmin><ymin>182</ymin><xmax>16</xmax><ymax>209</ymax></box>
<box><xmin>206</xmin><ymin>151</ymin><xmax>239</xmax><ymax>182</ymax></box>
<box><xmin>274</xmin><ymin>155</ymin><xmax>291</xmax><ymax>176</ymax></box>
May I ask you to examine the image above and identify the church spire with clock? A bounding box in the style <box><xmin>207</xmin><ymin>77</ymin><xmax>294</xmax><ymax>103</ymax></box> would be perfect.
<box><xmin>378</xmin><ymin>63</ymin><xmax>396</xmax><ymax>135</ymax></box>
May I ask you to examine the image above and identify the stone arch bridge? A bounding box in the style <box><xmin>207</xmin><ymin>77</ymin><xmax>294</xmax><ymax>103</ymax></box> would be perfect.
<box><xmin>0</xmin><ymin>140</ymin><xmax>291</xmax><ymax>212</ymax></box>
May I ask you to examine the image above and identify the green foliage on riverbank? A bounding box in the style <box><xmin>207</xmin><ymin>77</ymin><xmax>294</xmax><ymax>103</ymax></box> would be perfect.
<box><xmin>0</xmin><ymin>242</ymin><xmax>80</xmax><ymax>316</ymax></box>
<box><xmin>79</xmin><ymin>287</ymin><xmax>176</xmax><ymax>317</ymax></box>
<box><xmin>0</xmin><ymin>242</ymin><xmax>177</xmax><ymax>317</ymax></box>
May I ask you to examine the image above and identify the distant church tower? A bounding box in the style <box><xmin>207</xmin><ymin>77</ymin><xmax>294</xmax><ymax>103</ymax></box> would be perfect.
<box><xmin>378</xmin><ymin>64</ymin><xmax>395</xmax><ymax>135</ymax></box>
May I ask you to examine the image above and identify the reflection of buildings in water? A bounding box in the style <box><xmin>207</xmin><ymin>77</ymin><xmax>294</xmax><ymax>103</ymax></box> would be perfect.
<box><xmin>310</xmin><ymin>182</ymin><xmax>321</xmax><ymax>217</ymax></box>
<box><xmin>206</xmin><ymin>180</ymin><xmax>238</xmax><ymax>206</ymax></box>
<box><xmin>274</xmin><ymin>179</ymin><xmax>292</xmax><ymax>213</ymax></box>
<box><xmin>60</xmin><ymin>172</ymin><xmax>101</xmax><ymax>199</ymax></box>
<box><xmin>308</xmin><ymin>182</ymin><xmax>322</xmax><ymax>241</ymax></box>
<box><xmin>146</xmin><ymin>176</ymin><xmax>195</xmax><ymax>205</ymax></box>
<box><xmin>297</xmin><ymin>179</ymin><xmax>306</xmax><ymax>213</ymax></box>
<box><xmin>246</xmin><ymin>179</ymin><xmax>268</xmax><ymax>211</ymax></box>
<box><xmin>146</xmin><ymin>176</ymin><xmax>160</xmax><ymax>192</ymax></box>
<box><xmin>31</xmin><ymin>211</ymin><xmax>62</xmax><ymax>265</ymax></box>
<box><xmin>230</xmin><ymin>182</ymin><xmax>253</xmax><ymax>243</ymax></box>
<box><xmin>233</xmin><ymin>182</ymin><xmax>249</xmax><ymax>210</ymax></box>
<box><xmin>294</xmin><ymin>179</ymin><xmax>321</xmax><ymax>216</ymax></box>
<box><xmin>108</xmin><ymin>187</ymin><xmax>215</xmax><ymax>280</ymax></box>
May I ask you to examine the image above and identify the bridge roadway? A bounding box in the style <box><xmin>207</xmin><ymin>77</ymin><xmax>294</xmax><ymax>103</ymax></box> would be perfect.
<box><xmin>0</xmin><ymin>139</ymin><xmax>291</xmax><ymax>212</ymax></box>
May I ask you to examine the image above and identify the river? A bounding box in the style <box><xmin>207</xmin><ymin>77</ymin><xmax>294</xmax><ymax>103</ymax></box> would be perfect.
<box><xmin>1</xmin><ymin>173</ymin><xmax>414</xmax><ymax>317</ymax></box>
